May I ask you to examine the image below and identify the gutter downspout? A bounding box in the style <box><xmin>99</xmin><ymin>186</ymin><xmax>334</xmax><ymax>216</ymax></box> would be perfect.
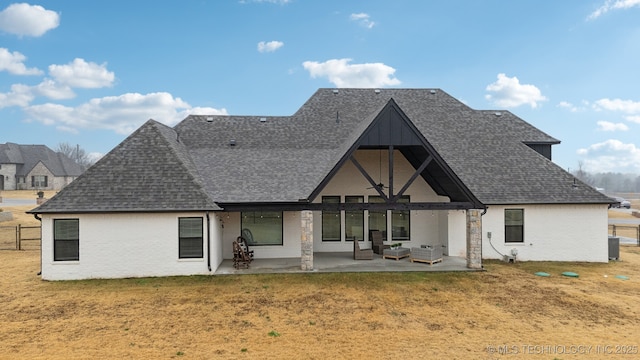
<box><xmin>206</xmin><ymin>211</ymin><xmax>211</xmax><ymax>272</ymax></box>
<box><xmin>33</xmin><ymin>214</ymin><xmax>42</xmax><ymax>276</ymax></box>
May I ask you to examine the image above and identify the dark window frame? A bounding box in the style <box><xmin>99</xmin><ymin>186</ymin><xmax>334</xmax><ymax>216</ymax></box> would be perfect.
<box><xmin>240</xmin><ymin>211</ymin><xmax>284</xmax><ymax>246</ymax></box>
<box><xmin>391</xmin><ymin>195</ymin><xmax>410</xmax><ymax>241</ymax></box>
<box><xmin>505</xmin><ymin>209</ymin><xmax>524</xmax><ymax>243</ymax></box>
<box><xmin>32</xmin><ymin>175</ymin><xmax>48</xmax><ymax>188</ymax></box>
<box><xmin>321</xmin><ymin>196</ymin><xmax>341</xmax><ymax>242</ymax></box>
<box><xmin>368</xmin><ymin>195</ymin><xmax>387</xmax><ymax>241</ymax></box>
<box><xmin>53</xmin><ymin>219</ymin><xmax>79</xmax><ymax>261</ymax></box>
<box><xmin>345</xmin><ymin>196</ymin><xmax>364</xmax><ymax>241</ymax></box>
<box><xmin>179</xmin><ymin>217</ymin><xmax>204</xmax><ymax>258</ymax></box>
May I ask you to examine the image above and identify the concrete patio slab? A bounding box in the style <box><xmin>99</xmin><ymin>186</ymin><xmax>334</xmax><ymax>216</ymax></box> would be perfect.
<box><xmin>214</xmin><ymin>252</ymin><xmax>476</xmax><ymax>275</ymax></box>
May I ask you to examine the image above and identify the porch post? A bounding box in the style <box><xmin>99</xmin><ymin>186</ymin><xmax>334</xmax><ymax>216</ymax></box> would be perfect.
<box><xmin>301</xmin><ymin>210</ymin><xmax>314</xmax><ymax>271</ymax></box>
<box><xmin>466</xmin><ymin>209</ymin><xmax>482</xmax><ymax>269</ymax></box>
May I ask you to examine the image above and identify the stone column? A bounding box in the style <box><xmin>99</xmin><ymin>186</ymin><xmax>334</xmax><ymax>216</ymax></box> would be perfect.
<box><xmin>466</xmin><ymin>209</ymin><xmax>482</xmax><ymax>269</ymax></box>
<box><xmin>301</xmin><ymin>210</ymin><xmax>314</xmax><ymax>271</ymax></box>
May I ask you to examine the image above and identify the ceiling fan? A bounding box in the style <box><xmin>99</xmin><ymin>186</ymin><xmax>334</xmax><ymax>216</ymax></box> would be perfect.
<box><xmin>366</xmin><ymin>149</ymin><xmax>387</xmax><ymax>190</ymax></box>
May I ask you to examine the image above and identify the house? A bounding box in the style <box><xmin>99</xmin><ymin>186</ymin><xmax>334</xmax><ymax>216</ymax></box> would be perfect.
<box><xmin>0</xmin><ymin>143</ymin><xmax>84</xmax><ymax>191</ymax></box>
<box><xmin>29</xmin><ymin>89</ymin><xmax>613</xmax><ymax>280</ymax></box>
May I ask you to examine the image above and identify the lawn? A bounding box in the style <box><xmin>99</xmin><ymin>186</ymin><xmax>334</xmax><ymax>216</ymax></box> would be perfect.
<box><xmin>1</xmin><ymin>247</ymin><xmax>639</xmax><ymax>359</ymax></box>
<box><xmin>1</xmin><ymin>191</ymin><xmax>639</xmax><ymax>358</ymax></box>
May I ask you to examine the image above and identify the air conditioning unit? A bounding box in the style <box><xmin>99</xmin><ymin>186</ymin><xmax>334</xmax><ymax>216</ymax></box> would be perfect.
<box><xmin>502</xmin><ymin>255</ymin><xmax>516</xmax><ymax>263</ymax></box>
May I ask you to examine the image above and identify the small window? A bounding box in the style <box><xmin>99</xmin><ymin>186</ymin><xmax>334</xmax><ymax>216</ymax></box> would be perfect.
<box><xmin>505</xmin><ymin>209</ymin><xmax>524</xmax><ymax>243</ymax></box>
<box><xmin>179</xmin><ymin>217</ymin><xmax>203</xmax><ymax>258</ymax></box>
<box><xmin>54</xmin><ymin>219</ymin><xmax>79</xmax><ymax>261</ymax></box>
<box><xmin>322</xmin><ymin>196</ymin><xmax>341</xmax><ymax>241</ymax></box>
<box><xmin>241</xmin><ymin>211</ymin><xmax>283</xmax><ymax>246</ymax></box>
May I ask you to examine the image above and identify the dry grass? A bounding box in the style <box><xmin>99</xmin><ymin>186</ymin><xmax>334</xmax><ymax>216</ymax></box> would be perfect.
<box><xmin>1</xmin><ymin>250</ymin><xmax>639</xmax><ymax>358</ymax></box>
<box><xmin>1</xmin><ymin>191</ymin><xmax>640</xmax><ymax>358</ymax></box>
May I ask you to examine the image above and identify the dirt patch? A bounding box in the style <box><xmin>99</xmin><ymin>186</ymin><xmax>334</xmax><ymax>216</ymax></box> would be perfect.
<box><xmin>1</xmin><ymin>249</ymin><xmax>639</xmax><ymax>359</ymax></box>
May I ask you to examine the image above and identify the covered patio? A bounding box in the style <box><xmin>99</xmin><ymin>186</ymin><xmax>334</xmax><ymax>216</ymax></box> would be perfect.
<box><xmin>214</xmin><ymin>252</ymin><xmax>475</xmax><ymax>275</ymax></box>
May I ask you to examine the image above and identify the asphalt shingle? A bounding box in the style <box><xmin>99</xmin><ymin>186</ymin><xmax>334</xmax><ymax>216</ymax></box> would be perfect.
<box><xmin>31</xmin><ymin>88</ymin><xmax>612</xmax><ymax>213</ymax></box>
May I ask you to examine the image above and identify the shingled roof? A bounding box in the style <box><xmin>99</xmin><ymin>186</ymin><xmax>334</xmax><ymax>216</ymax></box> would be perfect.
<box><xmin>30</xmin><ymin>88</ymin><xmax>612</xmax><ymax>214</ymax></box>
<box><xmin>0</xmin><ymin>143</ymin><xmax>84</xmax><ymax>177</ymax></box>
<box><xmin>31</xmin><ymin>121</ymin><xmax>220</xmax><ymax>213</ymax></box>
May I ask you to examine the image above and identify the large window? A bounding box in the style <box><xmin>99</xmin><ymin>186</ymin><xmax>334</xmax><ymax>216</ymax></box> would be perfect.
<box><xmin>179</xmin><ymin>217</ymin><xmax>203</xmax><ymax>258</ymax></box>
<box><xmin>505</xmin><ymin>209</ymin><xmax>524</xmax><ymax>243</ymax></box>
<box><xmin>32</xmin><ymin>175</ymin><xmax>48</xmax><ymax>188</ymax></box>
<box><xmin>368</xmin><ymin>196</ymin><xmax>387</xmax><ymax>241</ymax></box>
<box><xmin>391</xmin><ymin>196</ymin><xmax>410</xmax><ymax>241</ymax></box>
<box><xmin>241</xmin><ymin>211</ymin><xmax>283</xmax><ymax>246</ymax></box>
<box><xmin>54</xmin><ymin>219</ymin><xmax>79</xmax><ymax>261</ymax></box>
<box><xmin>345</xmin><ymin>196</ymin><xmax>364</xmax><ymax>241</ymax></box>
<box><xmin>322</xmin><ymin>196</ymin><xmax>341</xmax><ymax>241</ymax></box>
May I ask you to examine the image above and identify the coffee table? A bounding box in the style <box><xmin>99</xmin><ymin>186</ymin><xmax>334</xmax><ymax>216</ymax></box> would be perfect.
<box><xmin>382</xmin><ymin>247</ymin><xmax>410</xmax><ymax>260</ymax></box>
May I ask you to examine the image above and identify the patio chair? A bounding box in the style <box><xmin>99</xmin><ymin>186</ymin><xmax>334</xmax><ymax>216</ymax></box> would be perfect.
<box><xmin>233</xmin><ymin>240</ymin><xmax>251</xmax><ymax>269</ymax></box>
<box><xmin>370</xmin><ymin>230</ymin><xmax>390</xmax><ymax>255</ymax></box>
<box><xmin>237</xmin><ymin>236</ymin><xmax>254</xmax><ymax>261</ymax></box>
<box><xmin>353</xmin><ymin>237</ymin><xmax>373</xmax><ymax>260</ymax></box>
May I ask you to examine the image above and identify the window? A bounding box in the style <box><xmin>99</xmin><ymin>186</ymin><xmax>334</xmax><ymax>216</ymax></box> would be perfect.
<box><xmin>368</xmin><ymin>196</ymin><xmax>387</xmax><ymax>241</ymax></box>
<box><xmin>391</xmin><ymin>196</ymin><xmax>410</xmax><ymax>241</ymax></box>
<box><xmin>345</xmin><ymin>196</ymin><xmax>364</xmax><ymax>241</ymax></box>
<box><xmin>505</xmin><ymin>209</ymin><xmax>524</xmax><ymax>243</ymax></box>
<box><xmin>241</xmin><ymin>211</ymin><xmax>283</xmax><ymax>246</ymax></box>
<box><xmin>54</xmin><ymin>219</ymin><xmax>79</xmax><ymax>261</ymax></box>
<box><xmin>322</xmin><ymin>196</ymin><xmax>341</xmax><ymax>241</ymax></box>
<box><xmin>32</xmin><ymin>175</ymin><xmax>48</xmax><ymax>188</ymax></box>
<box><xmin>179</xmin><ymin>217</ymin><xmax>203</xmax><ymax>258</ymax></box>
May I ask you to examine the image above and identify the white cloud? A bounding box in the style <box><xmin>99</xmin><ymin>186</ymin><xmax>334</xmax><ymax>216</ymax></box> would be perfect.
<box><xmin>597</xmin><ymin>120</ymin><xmax>629</xmax><ymax>131</ymax></box>
<box><xmin>32</xmin><ymin>79</ymin><xmax>75</xmax><ymax>100</ymax></box>
<box><xmin>257</xmin><ymin>40</ymin><xmax>284</xmax><ymax>53</ymax></box>
<box><xmin>485</xmin><ymin>73</ymin><xmax>547</xmax><ymax>108</ymax></box>
<box><xmin>625</xmin><ymin>115</ymin><xmax>640</xmax><ymax>123</ymax></box>
<box><xmin>558</xmin><ymin>101</ymin><xmax>579</xmax><ymax>112</ymax></box>
<box><xmin>587</xmin><ymin>0</ymin><xmax>640</xmax><ymax>20</ymax></box>
<box><xmin>0</xmin><ymin>83</ymin><xmax>34</xmax><ymax>108</ymax></box>
<box><xmin>593</xmin><ymin>98</ymin><xmax>640</xmax><ymax>113</ymax></box>
<box><xmin>24</xmin><ymin>92</ymin><xmax>227</xmax><ymax>134</ymax></box>
<box><xmin>577</xmin><ymin>139</ymin><xmax>640</xmax><ymax>172</ymax></box>
<box><xmin>0</xmin><ymin>3</ymin><xmax>60</xmax><ymax>37</ymax></box>
<box><xmin>302</xmin><ymin>58</ymin><xmax>401</xmax><ymax>88</ymax></box>
<box><xmin>48</xmin><ymin>58</ymin><xmax>115</xmax><ymax>88</ymax></box>
<box><xmin>0</xmin><ymin>48</ymin><xmax>43</xmax><ymax>75</ymax></box>
<box><xmin>350</xmin><ymin>13</ymin><xmax>375</xmax><ymax>29</ymax></box>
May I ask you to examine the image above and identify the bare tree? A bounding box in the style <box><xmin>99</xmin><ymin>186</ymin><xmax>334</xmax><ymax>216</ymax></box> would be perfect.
<box><xmin>56</xmin><ymin>142</ymin><xmax>94</xmax><ymax>170</ymax></box>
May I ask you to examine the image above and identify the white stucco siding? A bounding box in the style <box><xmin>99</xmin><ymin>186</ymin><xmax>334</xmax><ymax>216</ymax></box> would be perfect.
<box><xmin>41</xmin><ymin>212</ymin><xmax>213</xmax><ymax>280</ymax></box>
<box><xmin>221</xmin><ymin>211</ymin><xmax>302</xmax><ymax>259</ymax></box>
<box><xmin>481</xmin><ymin>204</ymin><xmax>609</xmax><ymax>262</ymax></box>
<box><xmin>210</xmin><ymin>212</ymin><xmax>224</xmax><ymax>271</ymax></box>
<box><xmin>447</xmin><ymin>210</ymin><xmax>468</xmax><ymax>257</ymax></box>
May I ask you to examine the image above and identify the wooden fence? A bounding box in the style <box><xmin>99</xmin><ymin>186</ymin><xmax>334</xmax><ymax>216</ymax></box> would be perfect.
<box><xmin>608</xmin><ymin>224</ymin><xmax>640</xmax><ymax>246</ymax></box>
<box><xmin>0</xmin><ymin>224</ymin><xmax>41</xmax><ymax>250</ymax></box>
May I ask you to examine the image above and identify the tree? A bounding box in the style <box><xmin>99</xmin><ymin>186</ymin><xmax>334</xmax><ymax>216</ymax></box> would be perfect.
<box><xmin>56</xmin><ymin>142</ymin><xmax>94</xmax><ymax>170</ymax></box>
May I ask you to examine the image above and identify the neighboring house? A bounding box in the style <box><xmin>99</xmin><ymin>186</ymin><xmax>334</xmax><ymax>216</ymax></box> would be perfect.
<box><xmin>0</xmin><ymin>143</ymin><xmax>84</xmax><ymax>191</ymax></box>
<box><xmin>29</xmin><ymin>89</ymin><xmax>613</xmax><ymax>280</ymax></box>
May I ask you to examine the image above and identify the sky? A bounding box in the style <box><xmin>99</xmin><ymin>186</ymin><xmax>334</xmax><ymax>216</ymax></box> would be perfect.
<box><xmin>1</xmin><ymin>0</ymin><xmax>640</xmax><ymax>174</ymax></box>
